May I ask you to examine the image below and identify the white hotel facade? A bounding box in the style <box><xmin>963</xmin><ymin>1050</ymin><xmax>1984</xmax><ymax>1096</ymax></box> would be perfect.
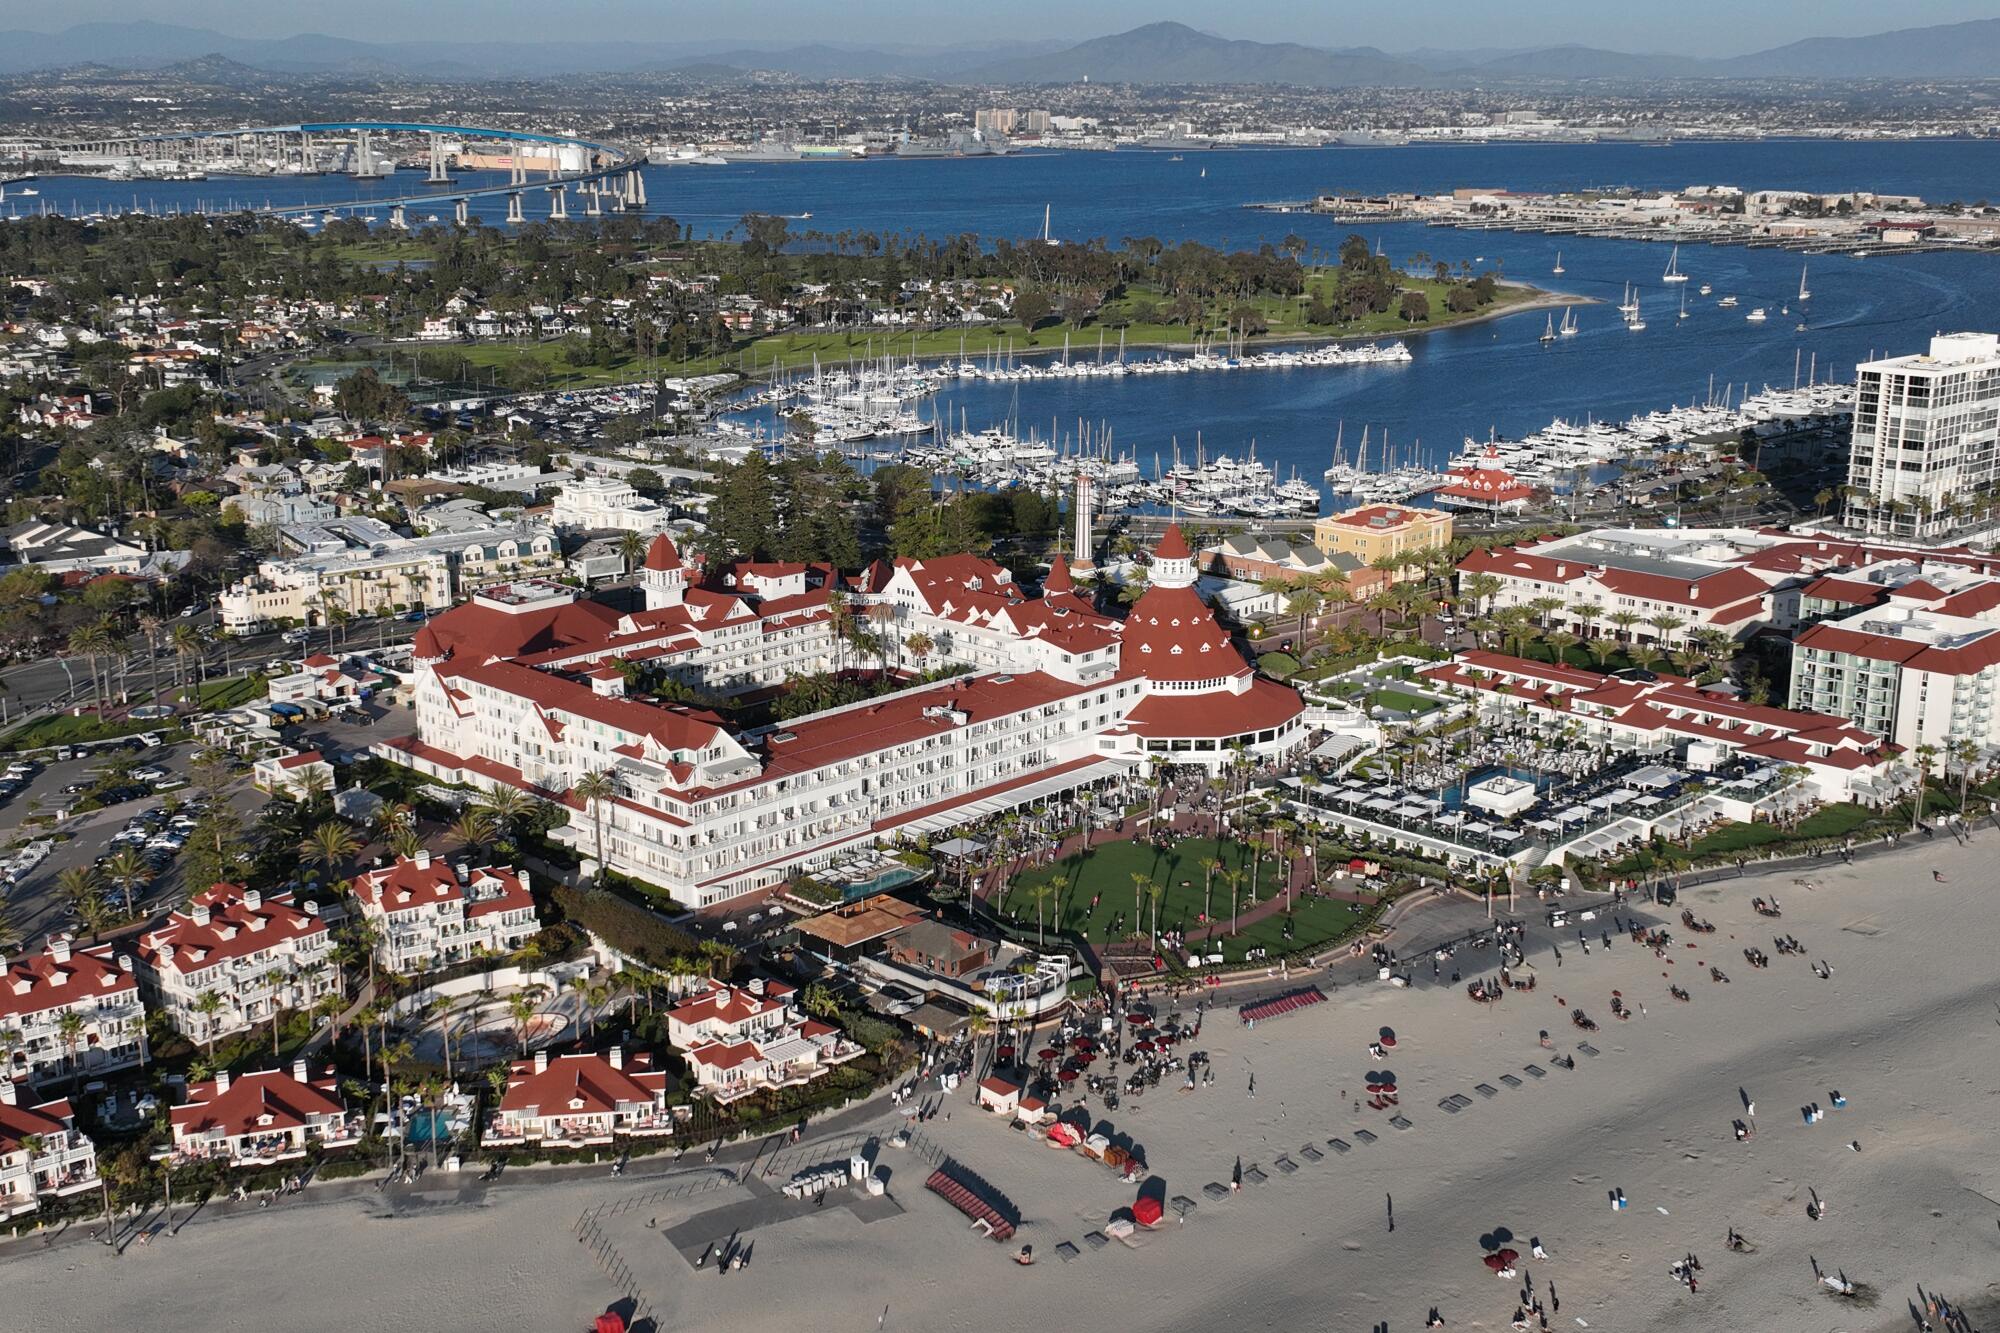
<box><xmin>379</xmin><ymin>528</ymin><xmax>1308</xmax><ymax>907</ymax></box>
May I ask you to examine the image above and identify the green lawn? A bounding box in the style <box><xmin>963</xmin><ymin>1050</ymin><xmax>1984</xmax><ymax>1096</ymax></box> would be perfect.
<box><xmin>0</xmin><ymin>712</ymin><xmax>166</xmax><ymax>752</ymax></box>
<box><xmin>1000</xmin><ymin>835</ymin><xmax>1369</xmax><ymax>960</ymax></box>
<box><xmin>1368</xmin><ymin>687</ymin><xmax>1442</xmax><ymax>715</ymax></box>
<box><xmin>189</xmin><ymin>672</ymin><xmax>269</xmax><ymax>712</ymax></box>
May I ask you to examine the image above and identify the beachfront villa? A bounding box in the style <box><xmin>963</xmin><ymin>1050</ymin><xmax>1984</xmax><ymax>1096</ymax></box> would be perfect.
<box><xmin>482</xmin><ymin>1048</ymin><xmax>674</xmax><ymax>1146</ymax></box>
<box><xmin>0</xmin><ymin>1079</ymin><xmax>100</xmax><ymax>1221</ymax></box>
<box><xmin>374</xmin><ymin>526</ymin><xmax>1308</xmax><ymax>908</ymax></box>
<box><xmin>665</xmin><ymin>979</ymin><xmax>864</xmax><ymax>1104</ymax></box>
<box><xmin>348</xmin><ymin>853</ymin><xmax>541</xmax><ymax>974</ymax></box>
<box><xmin>134</xmin><ymin>883</ymin><xmax>339</xmax><ymax>1044</ymax></box>
<box><xmin>0</xmin><ymin>935</ymin><xmax>149</xmax><ymax>1090</ymax></box>
<box><xmin>165</xmin><ymin>1062</ymin><xmax>360</xmax><ymax>1167</ymax></box>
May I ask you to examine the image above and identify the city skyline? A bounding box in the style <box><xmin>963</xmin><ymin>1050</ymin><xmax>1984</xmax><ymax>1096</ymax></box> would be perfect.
<box><xmin>15</xmin><ymin>1</ymin><xmax>2000</xmax><ymax>62</ymax></box>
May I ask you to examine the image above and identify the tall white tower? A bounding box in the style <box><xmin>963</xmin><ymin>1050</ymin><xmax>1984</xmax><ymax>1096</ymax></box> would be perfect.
<box><xmin>640</xmin><ymin>532</ymin><xmax>685</xmax><ymax>610</ymax></box>
<box><xmin>1072</xmin><ymin>473</ymin><xmax>1095</xmax><ymax>572</ymax></box>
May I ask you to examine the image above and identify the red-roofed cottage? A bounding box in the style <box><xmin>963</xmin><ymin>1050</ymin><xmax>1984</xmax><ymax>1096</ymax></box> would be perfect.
<box><xmin>166</xmin><ymin>1061</ymin><xmax>358</xmax><ymax>1167</ymax></box>
<box><xmin>135</xmin><ymin>883</ymin><xmax>337</xmax><ymax>1044</ymax></box>
<box><xmin>349</xmin><ymin>852</ymin><xmax>540</xmax><ymax>973</ymax></box>
<box><xmin>483</xmin><ymin>1047</ymin><xmax>673</xmax><ymax>1146</ymax></box>
<box><xmin>0</xmin><ymin>935</ymin><xmax>148</xmax><ymax>1089</ymax></box>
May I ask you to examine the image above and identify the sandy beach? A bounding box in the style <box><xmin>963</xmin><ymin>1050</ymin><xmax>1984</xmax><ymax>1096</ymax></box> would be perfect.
<box><xmin>8</xmin><ymin>832</ymin><xmax>1999</xmax><ymax>1333</ymax></box>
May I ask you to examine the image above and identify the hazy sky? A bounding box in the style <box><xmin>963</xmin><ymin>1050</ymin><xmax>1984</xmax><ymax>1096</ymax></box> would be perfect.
<box><xmin>15</xmin><ymin>0</ymin><xmax>2000</xmax><ymax>57</ymax></box>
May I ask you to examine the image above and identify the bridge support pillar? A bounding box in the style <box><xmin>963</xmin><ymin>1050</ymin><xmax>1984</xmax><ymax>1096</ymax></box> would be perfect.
<box><xmin>584</xmin><ymin>185</ymin><xmax>601</xmax><ymax>217</ymax></box>
<box><xmin>510</xmin><ymin>157</ymin><xmax>527</xmax><ymax>187</ymax></box>
<box><xmin>454</xmin><ymin>197</ymin><xmax>469</xmax><ymax>226</ymax></box>
<box><xmin>505</xmin><ymin>191</ymin><xmax>524</xmax><ymax>225</ymax></box>
<box><xmin>426</xmin><ymin>134</ymin><xmax>452</xmax><ymax>184</ymax></box>
<box><xmin>548</xmin><ymin>184</ymin><xmax>568</xmax><ymax>220</ymax></box>
<box><xmin>389</xmin><ymin>204</ymin><xmax>407</xmax><ymax>230</ymax></box>
<box><xmin>627</xmin><ymin>168</ymin><xmax>646</xmax><ymax>207</ymax></box>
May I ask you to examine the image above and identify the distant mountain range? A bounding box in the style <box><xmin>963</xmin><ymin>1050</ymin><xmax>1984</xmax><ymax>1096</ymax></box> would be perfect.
<box><xmin>3</xmin><ymin>17</ymin><xmax>2000</xmax><ymax>84</ymax></box>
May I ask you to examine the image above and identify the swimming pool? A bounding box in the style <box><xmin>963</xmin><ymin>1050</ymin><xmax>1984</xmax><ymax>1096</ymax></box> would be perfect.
<box><xmin>407</xmin><ymin>1109</ymin><xmax>454</xmax><ymax>1144</ymax></box>
<box><xmin>1440</xmin><ymin>765</ymin><xmax>1561</xmax><ymax>813</ymax></box>
<box><xmin>845</xmin><ymin>864</ymin><xmax>923</xmax><ymax>901</ymax></box>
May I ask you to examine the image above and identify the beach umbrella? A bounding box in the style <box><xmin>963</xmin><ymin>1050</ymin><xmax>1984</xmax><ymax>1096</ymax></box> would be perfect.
<box><xmin>1483</xmin><ymin>1254</ymin><xmax>1506</xmax><ymax>1271</ymax></box>
<box><xmin>1058</xmin><ymin>1069</ymin><xmax>1078</xmax><ymax>1082</ymax></box>
<box><xmin>1497</xmin><ymin>1249</ymin><xmax>1519</xmax><ymax>1265</ymax></box>
<box><xmin>1038</xmin><ymin>1048</ymin><xmax>1060</xmax><ymax>1062</ymax></box>
<box><xmin>997</xmin><ymin>1045</ymin><xmax>1015</xmax><ymax>1062</ymax></box>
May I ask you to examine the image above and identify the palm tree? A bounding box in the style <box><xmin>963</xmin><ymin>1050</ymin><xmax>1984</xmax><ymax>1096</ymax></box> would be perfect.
<box><xmin>102</xmin><ymin>847</ymin><xmax>151</xmax><ymax>918</ymax></box>
<box><xmin>1646</xmin><ymin>611</ymin><xmax>1686</xmax><ymax>647</ymax></box>
<box><xmin>474</xmin><ymin>786</ymin><xmax>531</xmax><ymax>840</ymax></box>
<box><xmin>1912</xmin><ymin>742</ymin><xmax>1940</xmax><ymax>831</ymax></box>
<box><xmin>1283</xmin><ymin>584</ymin><xmax>1322</xmax><ymax>649</ymax></box>
<box><xmin>1608</xmin><ymin>610</ymin><xmax>1642</xmax><ymax>644</ymax></box>
<box><xmin>264</xmin><ymin>968</ymin><xmax>289</xmax><ymax>1057</ymax></box>
<box><xmin>903</xmin><ymin>631</ymin><xmax>935</xmax><ymax>673</ymax></box>
<box><xmin>449</xmin><ymin>808</ymin><xmax>493</xmax><ymax>850</ymax></box>
<box><xmin>300</xmin><ymin>821</ymin><xmax>360</xmax><ymax>881</ymax></box>
<box><xmin>571</xmin><ymin>769</ymin><xmax>619</xmax><ymax>882</ymax></box>
<box><xmin>1222</xmin><ymin>865</ymin><xmax>1248</xmax><ymax>935</ymax></box>
<box><xmin>66</xmin><ymin>620</ymin><xmax>116</xmax><ymax>706</ymax></box>
<box><xmin>170</xmin><ymin>621</ymin><xmax>203</xmax><ymax>690</ymax></box>
<box><xmin>1145</xmin><ymin>881</ymin><xmax>1164</xmax><ymax>950</ymax></box>
<box><xmin>291</xmin><ymin>765</ymin><xmax>334</xmax><ymax>812</ymax></box>
<box><xmin>55</xmin><ymin>866</ymin><xmax>102</xmax><ymax>931</ymax></box>
<box><xmin>1954</xmin><ymin>738</ymin><xmax>1982</xmax><ymax>816</ymax></box>
<box><xmin>507</xmin><ymin>987</ymin><xmax>546</xmax><ymax>1056</ymax></box>
<box><xmin>55</xmin><ymin>1010</ymin><xmax>87</xmax><ymax>1093</ymax></box>
<box><xmin>1026</xmin><ymin>879</ymin><xmax>1059</xmax><ymax>948</ymax></box>
<box><xmin>617</xmin><ymin>529</ymin><xmax>646</xmax><ymax>575</ymax></box>
<box><xmin>1127</xmin><ymin>870</ymin><xmax>1151</xmax><ymax>931</ymax></box>
<box><xmin>389</xmin><ymin>826</ymin><xmax>425</xmax><ymax>861</ymax></box>
<box><xmin>1202</xmin><ymin>855</ymin><xmax>1224</xmax><ymax>924</ymax></box>
<box><xmin>1460</xmin><ymin>571</ymin><xmax>1502</xmax><ymax>621</ymax></box>
<box><xmin>192</xmin><ymin>991</ymin><xmax>226</xmax><ymax>1060</ymax></box>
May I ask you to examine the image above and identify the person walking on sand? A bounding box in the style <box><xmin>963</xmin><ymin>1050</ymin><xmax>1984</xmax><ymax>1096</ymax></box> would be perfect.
<box><xmin>1934</xmin><ymin>869</ymin><xmax>1948</xmax><ymax>882</ymax></box>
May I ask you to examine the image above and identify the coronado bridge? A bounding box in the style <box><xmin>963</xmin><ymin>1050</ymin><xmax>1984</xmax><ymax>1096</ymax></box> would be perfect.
<box><xmin>40</xmin><ymin>121</ymin><xmax>647</xmax><ymax>224</ymax></box>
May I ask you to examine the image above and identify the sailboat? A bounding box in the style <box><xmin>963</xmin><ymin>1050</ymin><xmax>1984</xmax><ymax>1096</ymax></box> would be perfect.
<box><xmin>1540</xmin><ymin>313</ymin><xmax>1556</xmax><ymax>344</ymax></box>
<box><xmin>1552</xmin><ymin>251</ymin><xmax>1565</xmax><ymax>275</ymax></box>
<box><xmin>1797</xmin><ymin>264</ymin><xmax>1811</xmax><ymax>302</ymax></box>
<box><xmin>1618</xmin><ymin>282</ymin><xmax>1639</xmax><ymax>319</ymax></box>
<box><xmin>1199</xmin><ymin>167</ymin><xmax>1206</xmax><ymax>178</ymax></box>
<box><xmin>1558</xmin><ymin>306</ymin><xmax>1578</xmax><ymax>338</ymax></box>
<box><xmin>1662</xmin><ymin>245</ymin><xmax>1688</xmax><ymax>283</ymax></box>
<box><xmin>1678</xmin><ymin>287</ymin><xmax>1689</xmax><ymax>321</ymax></box>
<box><xmin>1628</xmin><ymin>296</ymin><xmax>1646</xmax><ymax>331</ymax></box>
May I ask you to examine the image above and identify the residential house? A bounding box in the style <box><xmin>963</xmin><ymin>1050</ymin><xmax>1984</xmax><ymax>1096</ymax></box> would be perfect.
<box><xmin>166</xmin><ymin>1061</ymin><xmax>358</xmax><ymax>1167</ymax></box>
<box><xmin>135</xmin><ymin>884</ymin><xmax>338</xmax><ymax>1045</ymax></box>
<box><xmin>0</xmin><ymin>1080</ymin><xmax>100</xmax><ymax>1221</ymax></box>
<box><xmin>252</xmin><ymin>749</ymin><xmax>335</xmax><ymax>798</ymax></box>
<box><xmin>0</xmin><ymin>936</ymin><xmax>148</xmax><ymax>1089</ymax></box>
<box><xmin>664</xmin><ymin>979</ymin><xmax>862</xmax><ymax>1104</ymax></box>
<box><xmin>481</xmin><ymin>1048</ymin><xmax>673</xmax><ymax>1146</ymax></box>
<box><xmin>348</xmin><ymin>853</ymin><xmax>540</xmax><ymax>973</ymax></box>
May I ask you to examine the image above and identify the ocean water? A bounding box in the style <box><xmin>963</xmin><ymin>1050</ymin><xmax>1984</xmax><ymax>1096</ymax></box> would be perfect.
<box><xmin>24</xmin><ymin>138</ymin><xmax>2000</xmax><ymax>478</ymax></box>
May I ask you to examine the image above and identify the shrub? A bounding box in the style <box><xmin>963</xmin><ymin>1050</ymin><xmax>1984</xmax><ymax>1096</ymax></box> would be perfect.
<box><xmin>551</xmin><ymin>883</ymin><xmax>699</xmax><ymax>968</ymax></box>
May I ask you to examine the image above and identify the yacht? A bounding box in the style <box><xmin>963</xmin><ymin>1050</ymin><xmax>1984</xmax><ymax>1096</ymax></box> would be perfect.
<box><xmin>1698</xmin><ymin>283</ymin><xmax>1712</xmax><ymax>296</ymax></box>
<box><xmin>1662</xmin><ymin>246</ymin><xmax>1688</xmax><ymax>283</ymax></box>
<box><xmin>1718</xmin><ymin>295</ymin><xmax>1739</xmax><ymax>309</ymax></box>
<box><xmin>1618</xmin><ymin>282</ymin><xmax>1640</xmax><ymax>319</ymax></box>
<box><xmin>1558</xmin><ymin>307</ymin><xmax>1578</xmax><ymax>338</ymax></box>
<box><xmin>1745</xmin><ymin>307</ymin><xmax>1768</xmax><ymax>323</ymax></box>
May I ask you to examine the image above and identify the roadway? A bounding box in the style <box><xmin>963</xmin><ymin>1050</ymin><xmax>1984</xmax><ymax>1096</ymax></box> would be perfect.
<box><xmin>0</xmin><ymin>609</ymin><xmax>424</xmax><ymax>722</ymax></box>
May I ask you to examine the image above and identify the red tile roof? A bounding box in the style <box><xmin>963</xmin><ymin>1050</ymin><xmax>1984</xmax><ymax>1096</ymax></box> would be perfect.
<box><xmin>1119</xmin><ymin>583</ymin><xmax>1249</xmax><ymax>683</ymax></box>
<box><xmin>1153</xmin><ymin>523</ymin><xmax>1192</xmax><ymax>559</ymax></box>
<box><xmin>497</xmin><ymin>1051</ymin><xmax>667</xmax><ymax>1115</ymax></box>
<box><xmin>0</xmin><ymin>940</ymin><xmax>136</xmax><ymax>1022</ymax></box>
<box><xmin>351</xmin><ymin>856</ymin><xmax>533</xmax><ymax>919</ymax></box>
<box><xmin>171</xmin><ymin>1067</ymin><xmax>343</xmax><ymax>1141</ymax></box>
<box><xmin>139</xmin><ymin>883</ymin><xmax>326</xmax><ymax>975</ymax></box>
<box><xmin>1120</xmin><ymin>676</ymin><xmax>1305</xmax><ymax>739</ymax></box>
<box><xmin>642</xmin><ymin>532</ymin><xmax>681</xmax><ymax>571</ymax></box>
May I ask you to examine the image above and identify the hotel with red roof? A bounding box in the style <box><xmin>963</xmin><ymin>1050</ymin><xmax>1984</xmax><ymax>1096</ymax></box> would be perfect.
<box><xmin>135</xmin><ymin>883</ymin><xmax>338</xmax><ymax>1045</ymax></box>
<box><xmin>0</xmin><ymin>934</ymin><xmax>148</xmax><ymax>1090</ymax></box>
<box><xmin>375</xmin><ymin>527</ymin><xmax>1307</xmax><ymax>907</ymax></box>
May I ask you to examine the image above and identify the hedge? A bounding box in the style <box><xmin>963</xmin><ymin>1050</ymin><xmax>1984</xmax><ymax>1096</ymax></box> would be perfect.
<box><xmin>551</xmin><ymin>883</ymin><xmax>700</xmax><ymax>968</ymax></box>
